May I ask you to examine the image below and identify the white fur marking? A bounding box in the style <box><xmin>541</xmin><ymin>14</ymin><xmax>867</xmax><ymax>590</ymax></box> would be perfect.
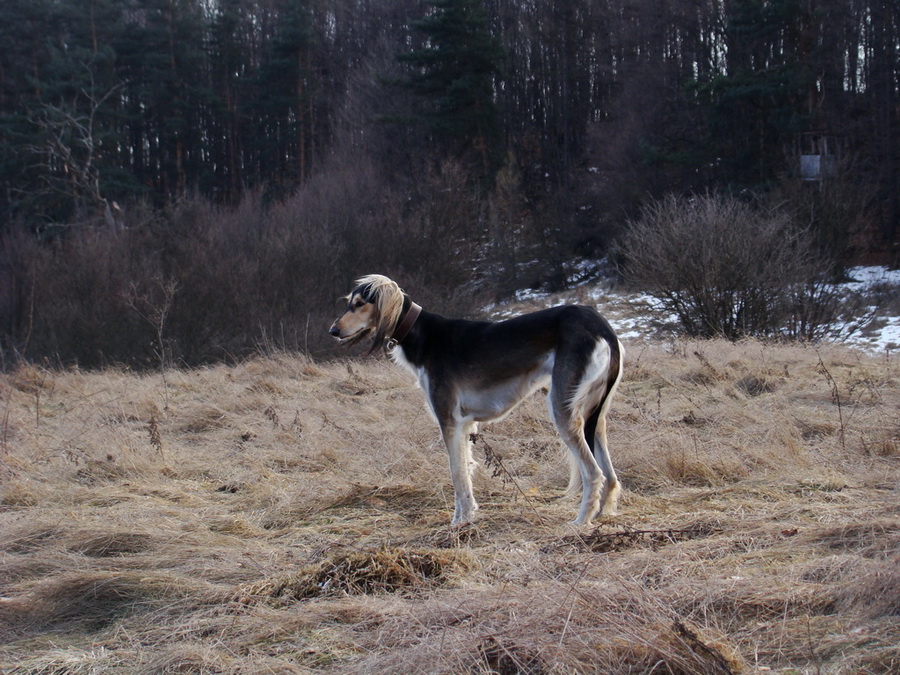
<box><xmin>568</xmin><ymin>340</ymin><xmax>612</xmax><ymax>420</ymax></box>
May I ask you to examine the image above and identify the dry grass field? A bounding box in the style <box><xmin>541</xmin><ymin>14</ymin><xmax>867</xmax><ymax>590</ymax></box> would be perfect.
<box><xmin>1</xmin><ymin>338</ymin><xmax>898</xmax><ymax>674</ymax></box>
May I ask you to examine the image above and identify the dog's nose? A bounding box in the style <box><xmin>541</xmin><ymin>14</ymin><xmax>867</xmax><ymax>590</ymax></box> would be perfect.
<box><xmin>328</xmin><ymin>324</ymin><xmax>340</xmax><ymax>337</ymax></box>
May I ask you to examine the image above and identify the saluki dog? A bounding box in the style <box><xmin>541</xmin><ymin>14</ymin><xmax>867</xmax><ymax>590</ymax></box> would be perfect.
<box><xmin>329</xmin><ymin>274</ymin><xmax>624</xmax><ymax>526</ymax></box>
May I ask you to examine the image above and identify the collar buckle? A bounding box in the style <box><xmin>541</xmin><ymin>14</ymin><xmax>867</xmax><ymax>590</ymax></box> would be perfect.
<box><xmin>389</xmin><ymin>302</ymin><xmax>422</xmax><ymax>348</ymax></box>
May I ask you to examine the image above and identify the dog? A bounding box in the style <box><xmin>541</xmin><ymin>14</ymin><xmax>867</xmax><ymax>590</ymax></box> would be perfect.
<box><xmin>329</xmin><ymin>274</ymin><xmax>624</xmax><ymax>526</ymax></box>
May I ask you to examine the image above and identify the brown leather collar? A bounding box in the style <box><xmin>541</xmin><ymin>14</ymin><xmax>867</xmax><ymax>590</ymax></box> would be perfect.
<box><xmin>389</xmin><ymin>302</ymin><xmax>422</xmax><ymax>347</ymax></box>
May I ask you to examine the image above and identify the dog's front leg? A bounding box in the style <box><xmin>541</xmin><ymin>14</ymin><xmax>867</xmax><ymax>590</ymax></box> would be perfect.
<box><xmin>441</xmin><ymin>419</ymin><xmax>479</xmax><ymax>525</ymax></box>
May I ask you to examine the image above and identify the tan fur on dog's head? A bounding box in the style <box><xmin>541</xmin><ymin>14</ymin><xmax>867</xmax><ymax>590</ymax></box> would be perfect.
<box><xmin>329</xmin><ymin>274</ymin><xmax>406</xmax><ymax>353</ymax></box>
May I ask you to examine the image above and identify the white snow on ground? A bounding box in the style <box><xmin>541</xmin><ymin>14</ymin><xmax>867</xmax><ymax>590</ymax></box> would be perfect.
<box><xmin>844</xmin><ymin>266</ymin><xmax>900</xmax><ymax>289</ymax></box>
<box><xmin>487</xmin><ymin>265</ymin><xmax>900</xmax><ymax>352</ymax></box>
<box><xmin>869</xmin><ymin>317</ymin><xmax>900</xmax><ymax>351</ymax></box>
<box><xmin>838</xmin><ymin>266</ymin><xmax>900</xmax><ymax>351</ymax></box>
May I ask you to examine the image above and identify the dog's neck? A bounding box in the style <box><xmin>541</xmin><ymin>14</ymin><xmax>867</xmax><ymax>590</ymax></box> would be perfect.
<box><xmin>390</xmin><ymin>299</ymin><xmax>422</xmax><ymax>346</ymax></box>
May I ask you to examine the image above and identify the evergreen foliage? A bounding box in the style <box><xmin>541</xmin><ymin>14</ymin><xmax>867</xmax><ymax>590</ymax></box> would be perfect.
<box><xmin>0</xmin><ymin>0</ymin><xmax>896</xmax><ymax>237</ymax></box>
<box><xmin>398</xmin><ymin>0</ymin><xmax>504</xmax><ymax>170</ymax></box>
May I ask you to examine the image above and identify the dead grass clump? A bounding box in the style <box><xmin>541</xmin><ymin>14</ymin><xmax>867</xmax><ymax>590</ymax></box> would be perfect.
<box><xmin>251</xmin><ymin>475</ymin><xmax>372</xmax><ymax>531</ymax></box>
<box><xmin>67</xmin><ymin>530</ymin><xmax>155</xmax><ymax>557</ymax></box>
<box><xmin>734</xmin><ymin>374</ymin><xmax>777</xmax><ymax>397</ymax></box>
<box><xmin>326</xmin><ymin>483</ymin><xmax>441</xmax><ymax>513</ymax></box>
<box><xmin>241</xmin><ymin>548</ymin><xmax>474</xmax><ymax>602</ymax></box>
<box><xmin>868</xmin><ymin>428</ymin><xmax>900</xmax><ymax>457</ymax></box>
<box><xmin>549</xmin><ymin>522</ymin><xmax>723</xmax><ymax>554</ymax></box>
<box><xmin>685</xmin><ymin>576</ymin><xmax>837</xmax><ymax>627</ymax></box>
<box><xmin>835</xmin><ymin>555</ymin><xmax>900</xmax><ymax>618</ymax></box>
<box><xmin>136</xmin><ymin>644</ymin><xmax>237</xmax><ymax>675</ymax></box>
<box><xmin>794</xmin><ymin>418</ymin><xmax>837</xmax><ymax>439</ymax></box>
<box><xmin>811</xmin><ymin>520</ymin><xmax>900</xmax><ymax>558</ymax></box>
<box><xmin>206</xmin><ymin>514</ymin><xmax>263</xmax><ymax>537</ymax></box>
<box><xmin>177</xmin><ymin>406</ymin><xmax>227</xmax><ymax>433</ymax></box>
<box><xmin>5</xmin><ymin>571</ymin><xmax>220</xmax><ymax>632</ymax></box>
<box><xmin>0</xmin><ymin>479</ymin><xmax>63</xmax><ymax>507</ymax></box>
<box><xmin>658</xmin><ymin>440</ymin><xmax>749</xmax><ymax>487</ymax></box>
<box><xmin>477</xmin><ymin>635</ymin><xmax>547</xmax><ymax>675</ymax></box>
<box><xmin>3</xmin><ymin>645</ymin><xmax>120</xmax><ymax>675</ymax></box>
<box><xmin>73</xmin><ymin>455</ymin><xmax>135</xmax><ymax>485</ymax></box>
<box><xmin>680</xmin><ymin>368</ymin><xmax>720</xmax><ymax>387</ymax></box>
<box><xmin>799</xmin><ymin>553</ymin><xmax>864</xmax><ymax>584</ymax></box>
<box><xmin>362</xmin><ymin>585</ymin><xmax>748</xmax><ymax>674</ymax></box>
<box><xmin>637</xmin><ymin>619</ymin><xmax>746</xmax><ymax>675</ymax></box>
<box><xmin>413</xmin><ymin>523</ymin><xmax>485</xmax><ymax>549</ymax></box>
<box><xmin>839</xmin><ymin>644</ymin><xmax>900</xmax><ymax>675</ymax></box>
<box><xmin>1</xmin><ymin>525</ymin><xmax>64</xmax><ymax>554</ymax></box>
<box><xmin>6</xmin><ymin>365</ymin><xmax>55</xmax><ymax>396</ymax></box>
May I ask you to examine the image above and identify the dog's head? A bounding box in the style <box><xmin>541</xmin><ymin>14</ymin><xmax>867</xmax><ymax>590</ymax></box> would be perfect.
<box><xmin>329</xmin><ymin>275</ymin><xmax>405</xmax><ymax>352</ymax></box>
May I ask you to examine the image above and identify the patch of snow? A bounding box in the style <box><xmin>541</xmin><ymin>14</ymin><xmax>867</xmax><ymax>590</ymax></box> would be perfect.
<box><xmin>839</xmin><ymin>266</ymin><xmax>900</xmax><ymax>351</ymax></box>
<box><xmin>845</xmin><ymin>266</ymin><xmax>900</xmax><ymax>289</ymax></box>
<box><xmin>488</xmin><ymin>264</ymin><xmax>900</xmax><ymax>353</ymax></box>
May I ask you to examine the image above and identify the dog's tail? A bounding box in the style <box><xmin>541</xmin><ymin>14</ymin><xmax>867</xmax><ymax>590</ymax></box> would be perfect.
<box><xmin>566</xmin><ymin>337</ymin><xmax>623</xmax><ymax>494</ymax></box>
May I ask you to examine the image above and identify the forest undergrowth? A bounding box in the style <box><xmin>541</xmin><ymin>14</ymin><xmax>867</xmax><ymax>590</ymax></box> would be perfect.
<box><xmin>1</xmin><ymin>338</ymin><xmax>898</xmax><ymax>673</ymax></box>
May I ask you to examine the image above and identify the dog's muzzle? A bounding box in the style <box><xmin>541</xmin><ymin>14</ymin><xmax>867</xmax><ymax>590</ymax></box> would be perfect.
<box><xmin>329</xmin><ymin>323</ymin><xmax>370</xmax><ymax>346</ymax></box>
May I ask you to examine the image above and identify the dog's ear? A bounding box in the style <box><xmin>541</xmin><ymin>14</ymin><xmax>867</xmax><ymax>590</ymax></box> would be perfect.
<box><xmin>365</xmin><ymin>277</ymin><xmax>404</xmax><ymax>354</ymax></box>
<box><xmin>350</xmin><ymin>275</ymin><xmax>405</xmax><ymax>353</ymax></box>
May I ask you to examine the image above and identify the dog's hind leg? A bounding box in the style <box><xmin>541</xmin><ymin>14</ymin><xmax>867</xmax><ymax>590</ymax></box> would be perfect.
<box><xmin>550</xmin><ymin>388</ymin><xmax>604</xmax><ymax>525</ymax></box>
<box><xmin>591</xmin><ymin>412</ymin><xmax>620</xmax><ymax>516</ymax></box>
<box><xmin>441</xmin><ymin>418</ymin><xmax>479</xmax><ymax>525</ymax></box>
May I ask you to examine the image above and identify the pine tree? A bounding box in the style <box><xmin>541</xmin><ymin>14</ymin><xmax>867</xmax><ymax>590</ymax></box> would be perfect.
<box><xmin>399</xmin><ymin>0</ymin><xmax>504</xmax><ymax>172</ymax></box>
<box><xmin>700</xmin><ymin>0</ymin><xmax>814</xmax><ymax>186</ymax></box>
<box><xmin>256</xmin><ymin>0</ymin><xmax>316</xmax><ymax>188</ymax></box>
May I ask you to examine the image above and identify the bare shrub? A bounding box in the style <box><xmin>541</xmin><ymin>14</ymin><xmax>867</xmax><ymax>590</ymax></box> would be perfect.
<box><xmin>13</xmin><ymin>227</ymin><xmax>156</xmax><ymax>367</ymax></box>
<box><xmin>0</xmin><ymin>156</ymin><xmax>484</xmax><ymax>367</ymax></box>
<box><xmin>617</xmin><ymin>194</ymin><xmax>841</xmax><ymax>340</ymax></box>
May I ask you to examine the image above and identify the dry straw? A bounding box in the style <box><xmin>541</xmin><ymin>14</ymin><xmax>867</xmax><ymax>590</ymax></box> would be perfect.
<box><xmin>1</xmin><ymin>338</ymin><xmax>898</xmax><ymax>673</ymax></box>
